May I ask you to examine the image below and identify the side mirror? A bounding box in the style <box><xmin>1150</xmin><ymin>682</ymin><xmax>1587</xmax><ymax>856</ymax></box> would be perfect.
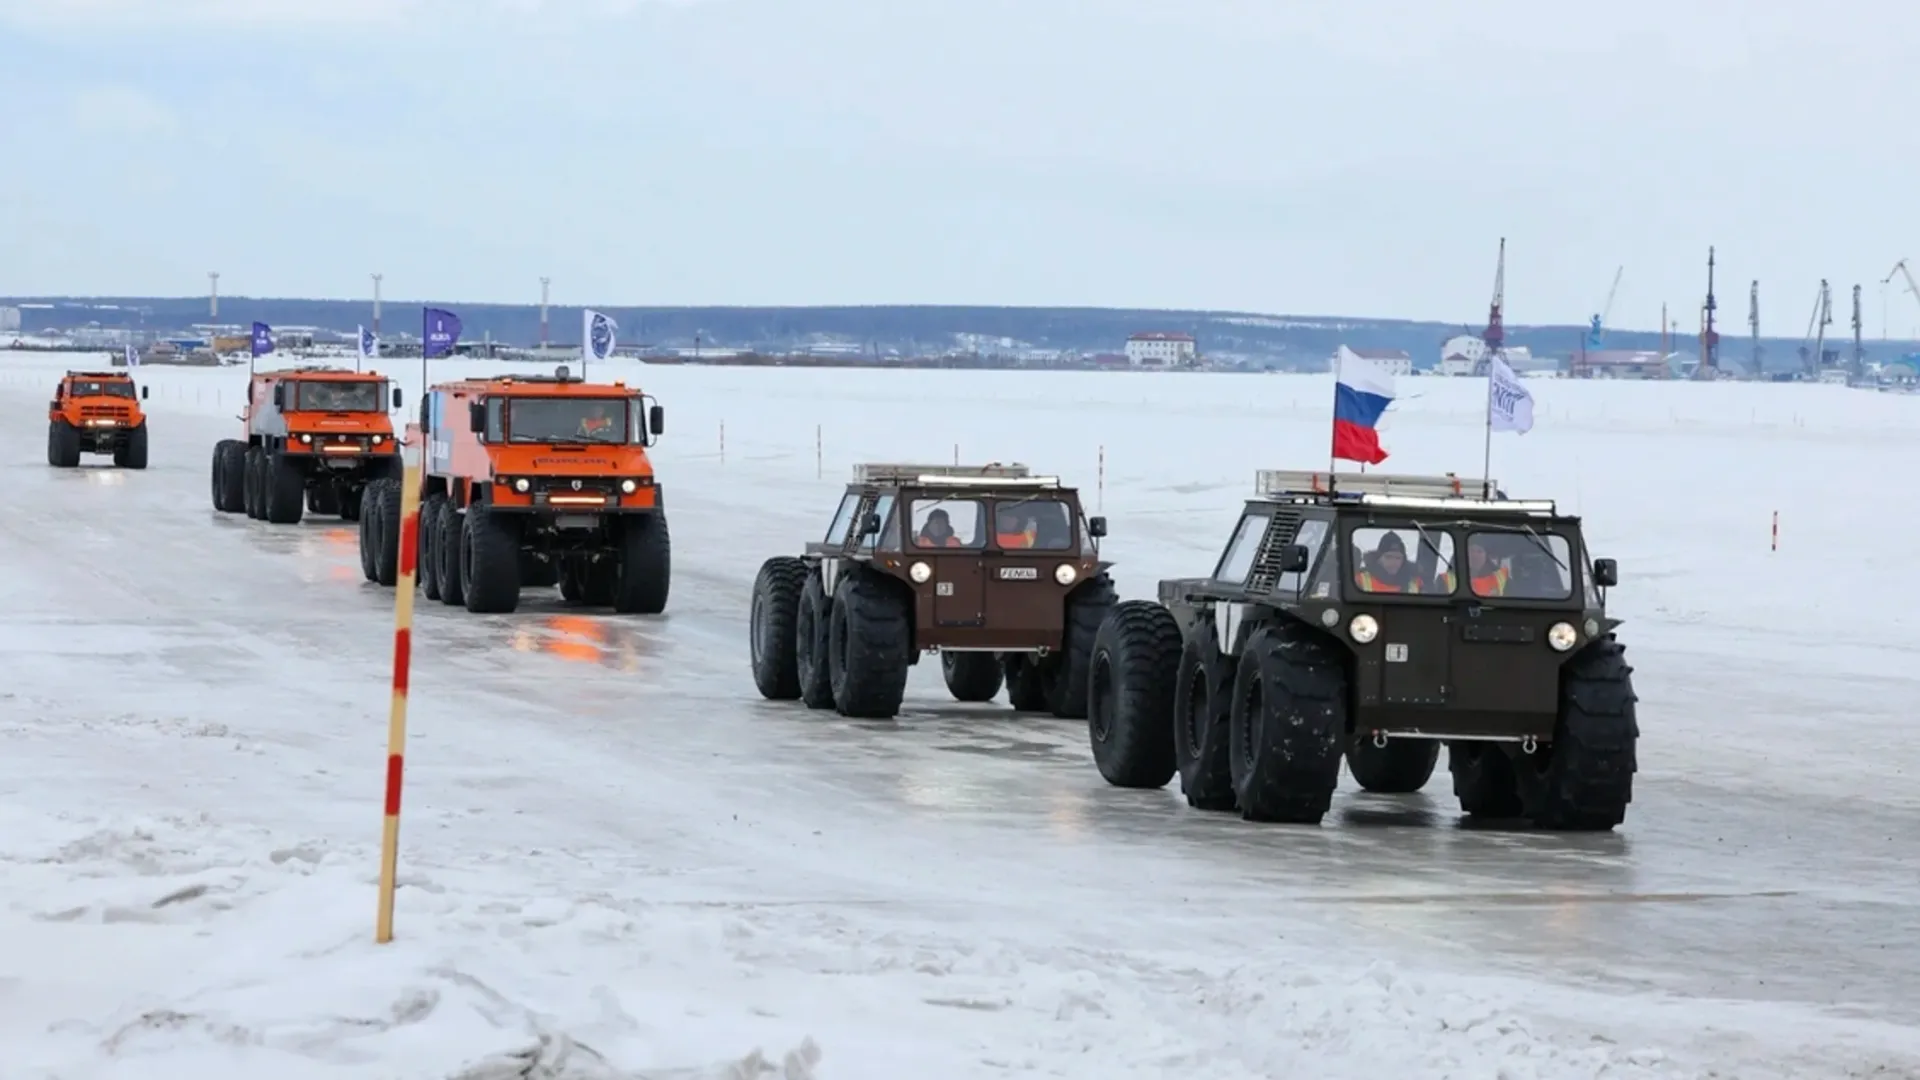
<box><xmin>468</xmin><ymin>401</ymin><xmax>486</xmax><ymax>433</ymax></box>
<box><xmin>140</xmin><ymin>386</ymin><xmax>150</xmax><ymax>400</ymax></box>
<box><xmin>392</xmin><ymin>387</ymin><xmax>404</xmax><ymax>409</ymax></box>
<box><xmin>1591</xmin><ymin>558</ymin><xmax>1618</xmax><ymax>588</ymax></box>
<box><xmin>1278</xmin><ymin>544</ymin><xmax>1311</xmax><ymax>573</ymax></box>
<box><xmin>859</xmin><ymin>512</ymin><xmax>882</xmax><ymax>537</ymax></box>
<box><xmin>648</xmin><ymin>404</ymin><xmax>664</xmax><ymax>435</ymax></box>
<box><xmin>48</xmin><ymin>399</ymin><xmax>59</xmax><ymax>411</ymax></box>
<box><xmin>271</xmin><ymin>384</ymin><xmax>285</xmax><ymax>407</ymax></box>
<box><xmin>1087</xmin><ymin>515</ymin><xmax>1108</xmax><ymax>538</ymax></box>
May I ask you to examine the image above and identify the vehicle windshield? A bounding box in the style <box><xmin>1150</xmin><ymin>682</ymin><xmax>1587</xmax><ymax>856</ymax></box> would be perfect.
<box><xmin>990</xmin><ymin>497</ymin><xmax>1075</xmax><ymax>550</ymax></box>
<box><xmin>69</xmin><ymin>379</ymin><xmax>134</xmax><ymax>399</ymax></box>
<box><xmin>506</xmin><ymin>397</ymin><xmax>629</xmax><ymax>444</ymax></box>
<box><xmin>910</xmin><ymin>497</ymin><xmax>985</xmax><ymax>548</ymax></box>
<box><xmin>293</xmin><ymin>380</ymin><xmax>384</xmax><ymax>411</ymax></box>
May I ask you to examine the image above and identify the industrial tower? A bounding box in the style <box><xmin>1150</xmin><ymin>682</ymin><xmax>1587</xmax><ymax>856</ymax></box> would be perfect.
<box><xmin>371</xmin><ymin>273</ymin><xmax>382</xmax><ymax>337</ymax></box>
<box><xmin>1851</xmin><ymin>283</ymin><xmax>1865</xmax><ymax>381</ymax></box>
<box><xmin>539</xmin><ymin>277</ymin><xmax>551</xmax><ymax>349</ymax></box>
<box><xmin>1748</xmin><ymin>281</ymin><xmax>1762</xmax><ymax>378</ymax></box>
<box><xmin>1694</xmin><ymin>246</ymin><xmax>1719</xmax><ymax>380</ymax></box>
<box><xmin>1482</xmin><ymin>237</ymin><xmax>1505</xmax><ymax>369</ymax></box>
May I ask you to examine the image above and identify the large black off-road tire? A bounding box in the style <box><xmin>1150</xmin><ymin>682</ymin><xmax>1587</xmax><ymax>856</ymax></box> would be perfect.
<box><xmin>1511</xmin><ymin>638</ymin><xmax>1639</xmax><ymax>830</ymax></box>
<box><xmin>609</xmin><ymin>513</ymin><xmax>671</xmax><ymax>614</ymax></box>
<box><xmin>1085</xmin><ymin>600</ymin><xmax>1181</xmax><ymax>789</ymax></box>
<box><xmin>1173</xmin><ymin>620</ymin><xmax>1237</xmax><ymax>811</ymax></box>
<box><xmin>420</xmin><ymin>496</ymin><xmax>447</xmax><ymax>600</ymax></box>
<box><xmin>435</xmin><ymin>503</ymin><xmax>467</xmax><ymax>606</ymax></box>
<box><xmin>1002</xmin><ymin>654</ymin><xmax>1048</xmax><ymax>711</ymax></box>
<box><xmin>795</xmin><ymin>569</ymin><xmax>835</xmax><ymax>709</ymax></box>
<box><xmin>1038</xmin><ymin>575</ymin><xmax>1115</xmax><ymax>719</ymax></box>
<box><xmin>461</xmin><ymin>503</ymin><xmax>522</xmax><ymax>613</ymax></box>
<box><xmin>1347</xmin><ymin>736</ymin><xmax>1440</xmax><ymax>794</ymax></box>
<box><xmin>113</xmin><ymin>424</ymin><xmax>149</xmax><ymax>469</ymax></box>
<box><xmin>942</xmin><ymin>652</ymin><xmax>1003</xmax><ymax>702</ymax></box>
<box><xmin>372</xmin><ymin>478</ymin><xmax>402</xmax><ymax>586</ymax></box>
<box><xmin>211</xmin><ymin>440</ymin><xmax>245</xmax><ymax>512</ymax></box>
<box><xmin>243</xmin><ymin>447</ymin><xmax>267</xmax><ymax>519</ymax></box>
<box><xmin>264</xmin><ymin>453</ymin><xmax>306</xmax><ymax>524</ymax></box>
<box><xmin>47</xmin><ymin>421</ymin><xmax>80</xmax><ymax>468</ymax></box>
<box><xmin>358</xmin><ymin>483</ymin><xmax>380</xmax><ymax>582</ymax></box>
<box><xmin>1228</xmin><ymin>625</ymin><xmax>1348</xmax><ymax>824</ymax></box>
<box><xmin>1449</xmin><ymin>742</ymin><xmax>1523</xmax><ymax>817</ymax></box>
<box><xmin>750</xmin><ymin>556</ymin><xmax>808</xmax><ymax>700</ymax></box>
<box><xmin>826</xmin><ymin>569</ymin><xmax>912</xmax><ymax>719</ymax></box>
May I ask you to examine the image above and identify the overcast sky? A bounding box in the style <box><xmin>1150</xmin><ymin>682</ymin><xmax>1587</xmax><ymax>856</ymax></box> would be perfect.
<box><xmin>1</xmin><ymin>0</ymin><xmax>1913</xmax><ymax>331</ymax></box>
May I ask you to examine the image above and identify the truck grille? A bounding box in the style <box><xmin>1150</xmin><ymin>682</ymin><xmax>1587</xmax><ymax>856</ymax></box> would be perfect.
<box><xmin>1246</xmin><ymin>508</ymin><xmax>1305</xmax><ymax>593</ymax></box>
<box><xmin>78</xmin><ymin>405</ymin><xmax>132</xmax><ymax>420</ymax></box>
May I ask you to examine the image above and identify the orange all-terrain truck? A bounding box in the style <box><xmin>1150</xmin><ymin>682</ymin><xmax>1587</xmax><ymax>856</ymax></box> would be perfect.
<box><xmin>359</xmin><ymin>365</ymin><xmax>669</xmax><ymax>614</ymax></box>
<box><xmin>208</xmin><ymin>366</ymin><xmax>403</xmax><ymax>524</ymax></box>
<box><xmin>48</xmin><ymin>370</ymin><xmax>151</xmax><ymax>469</ymax></box>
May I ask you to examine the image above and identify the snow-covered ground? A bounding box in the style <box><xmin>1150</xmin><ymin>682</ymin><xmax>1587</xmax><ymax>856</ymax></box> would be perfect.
<box><xmin>2</xmin><ymin>350</ymin><xmax>1917</xmax><ymax>1079</ymax></box>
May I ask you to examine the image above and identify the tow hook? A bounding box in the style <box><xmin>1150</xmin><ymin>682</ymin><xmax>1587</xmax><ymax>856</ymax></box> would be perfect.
<box><xmin>1371</xmin><ymin>731</ymin><xmax>1388</xmax><ymax>749</ymax></box>
<box><xmin>1520</xmin><ymin>735</ymin><xmax>1538</xmax><ymax>754</ymax></box>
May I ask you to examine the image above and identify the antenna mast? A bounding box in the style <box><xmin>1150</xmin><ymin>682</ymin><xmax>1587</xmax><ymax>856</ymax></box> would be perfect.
<box><xmin>1477</xmin><ymin>238</ymin><xmax>1506</xmax><ymax>499</ymax></box>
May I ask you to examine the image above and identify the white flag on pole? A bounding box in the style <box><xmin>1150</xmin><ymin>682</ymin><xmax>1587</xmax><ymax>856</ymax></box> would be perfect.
<box><xmin>356</xmin><ymin>325</ymin><xmax>379</xmax><ymax>361</ymax></box>
<box><xmin>124</xmin><ymin>344</ymin><xmax>139</xmax><ymax>368</ymax></box>
<box><xmin>1487</xmin><ymin>353</ymin><xmax>1535</xmax><ymax>434</ymax></box>
<box><xmin>583</xmin><ymin>309</ymin><xmax>617</xmax><ymax>364</ymax></box>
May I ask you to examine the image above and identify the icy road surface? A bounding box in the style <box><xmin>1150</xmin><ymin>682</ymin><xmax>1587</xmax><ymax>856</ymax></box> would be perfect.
<box><xmin>1</xmin><ymin>355</ymin><xmax>1918</xmax><ymax>1078</ymax></box>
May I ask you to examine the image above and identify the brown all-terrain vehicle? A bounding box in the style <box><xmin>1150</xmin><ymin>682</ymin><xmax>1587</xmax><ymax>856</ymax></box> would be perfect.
<box><xmin>1085</xmin><ymin>469</ymin><xmax>1637</xmax><ymax>831</ymax></box>
<box><xmin>48</xmin><ymin>370</ymin><xmax>150</xmax><ymax>468</ymax></box>
<box><xmin>749</xmin><ymin>462</ymin><xmax>1116</xmax><ymax>719</ymax></box>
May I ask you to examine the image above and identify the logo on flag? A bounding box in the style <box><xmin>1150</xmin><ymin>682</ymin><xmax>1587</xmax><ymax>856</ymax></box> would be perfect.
<box><xmin>422</xmin><ymin>307</ymin><xmax>462</xmax><ymax>359</ymax></box>
<box><xmin>1330</xmin><ymin>346</ymin><xmax>1397</xmax><ymax>465</ymax></box>
<box><xmin>250</xmin><ymin>322</ymin><xmax>274</xmax><ymax>357</ymax></box>
<box><xmin>124</xmin><ymin>344</ymin><xmax>139</xmax><ymax>368</ymax></box>
<box><xmin>1487</xmin><ymin>353</ymin><xmax>1535</xmax><ymax>434</ymax></box>
<box><xmin>584</xmin><ymin>309</ymin><xmax>616</xmax><ymax>362</ymax></box>
<box><xmin>357</xmin><ymin>325</ymin><xmax>379</xmax><ymax>360</ymax></box>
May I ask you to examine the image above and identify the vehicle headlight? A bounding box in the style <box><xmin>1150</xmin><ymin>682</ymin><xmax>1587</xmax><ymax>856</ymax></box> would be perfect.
<box><xmin>371</xmin><ymin>434</ymin><xmax>385</xmax><ymax>444</ymax></box>
<box><xmin>513</xmin><ymin>478</ymin><xmax>531</xmax><ymax>493</ymax></box>
<box><xmin>1547</xmin><ymin>622</ymin><xmax>1579</xmax><ymax>651</ymax></box>
<box><xmin>1320</xmin><ymin>608</ymin><xmax>1340</xmax><ymax>628</ymax></box>
<box><xmin>909</xmin><ymin>561</ymin><xmax>932</xmax><ymax>583</ymax></box>
<box><xmin>620</xmin><ymin>479</ymin><xmax>638</xmax><ymax>494</ymax></box>
<box><xmin>1348</xmin><ymin>613</ymin><xmax>1379</xmax><ymax>643</ymax></box>
<box><xmin>299</xmin><ymin>433</ymin><xmax>313</xmax><ymax>443</ymax></box>
<box><xmin>1054</xmin><ymin>563</ymin><xmax>1078</xmax><ymax>585</ymax></box>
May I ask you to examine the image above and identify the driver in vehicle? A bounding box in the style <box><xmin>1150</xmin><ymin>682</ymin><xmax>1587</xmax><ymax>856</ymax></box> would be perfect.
<box><xmin>917</xmin><ymin>508</ymin><xmax>963</xmax><ymax>547</ymax></box>
<box><xmin>577</xmin><ymin>402</ymin><xmax>616</xmax><ymax>439</ymax></box>
<box><xmin>1354</xmin><ymin>532</ymin><xmax>1429</xmax><ymax>593</ymax></box>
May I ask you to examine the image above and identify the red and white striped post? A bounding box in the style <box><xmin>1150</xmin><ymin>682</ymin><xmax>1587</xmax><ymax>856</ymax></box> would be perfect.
<box><xmin>1771</xmin><ymin>511</ymin><xmax>1778</xmax><ymax>552</ymax></box>
<box><xmin>1097</xmin><ymin>444</ymin><xmax>1105</xmax><ymax>512</ymax></box>
<box><xmin>375</xmin><ymin>430</ymin><xmax>425</xmax><ymax>944</ymax></box>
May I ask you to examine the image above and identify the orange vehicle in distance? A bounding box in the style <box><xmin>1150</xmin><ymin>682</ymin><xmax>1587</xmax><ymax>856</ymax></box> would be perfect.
<box><xmin>48</xmin><ymin>370</ymin><xmax>150</xmax><ymax>469</ymax></box>
<box><xmin>361</xmin><ymin>365</ymin><xmax>669</xmax><ymax>614</ymax></box>
<box><xmin>209</xmin><ymin>366</ymin><xmax>402</xmax><ymax>526</ymax></box>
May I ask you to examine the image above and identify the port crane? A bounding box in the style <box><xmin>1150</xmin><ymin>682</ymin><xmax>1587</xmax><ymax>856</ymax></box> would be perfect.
<box><xmin>1585</xmin><ymin>265</ymin><xmax>1623</xmax><ymax>349</ymax></box>
<box><xmin>1799</xmin><ymin>279</ymin><xmax>1832</xmax><ymax>375</ymax></box>
<box><xmin>1884</xmin><ymin>260</ymin><xmax>1920</xmax><ymax>333</ymax></box>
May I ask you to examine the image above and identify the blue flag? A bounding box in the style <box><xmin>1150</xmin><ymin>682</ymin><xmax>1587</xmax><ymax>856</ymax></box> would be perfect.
<box><xmin>251</xmin><ymin>322</ymin><xmax>274</xmax><ymax>357</ymax></box>
<box><xmin>423</xmin><ymin>307</ymin><xmax>462</xmax><ymax>358</ymax></box>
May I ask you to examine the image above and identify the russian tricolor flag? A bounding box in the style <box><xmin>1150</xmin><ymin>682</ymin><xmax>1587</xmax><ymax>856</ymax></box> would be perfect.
<box><xmin>1330</xmin><ymin>346</ymin><xmax>1397</xmax><ymax>465</ymax></box>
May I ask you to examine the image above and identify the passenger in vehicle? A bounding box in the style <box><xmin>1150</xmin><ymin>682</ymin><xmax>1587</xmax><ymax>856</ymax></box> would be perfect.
<box><xmin>577</xmin><ymin>402</ymin><xmax>616</xmax><ymax>439</ymax></box>
<box><xmin>1449</xmin><ymin>538</ymin><xmax>1510</xmax><ymax>596</ymax></box>
<box><xmin>917</xmin><ymin>508</ymin><xmax>963</xmax><ymax>547</ymax></box>
<box><xmin>1354</xmin><ymin>532</ymin><xmax>1426</xmax><ymax>593</ymax></box>
<box><xmin>995</xmin><ymin>505</ymin><xmax>1037</xmax><ymax>548</ymax></box>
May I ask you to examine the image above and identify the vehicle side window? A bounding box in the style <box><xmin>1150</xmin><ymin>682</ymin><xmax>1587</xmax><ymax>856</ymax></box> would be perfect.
<box><xmin>910</xmin><ymin>498</ymin><xmax>985</xmax><ymax>549</ymax></box>
<box><xmin>824</xmin><ymin>493</ymin><xmax>859</xmax><ymax>544</ymax></box>
<box><xmin>1213</xmin><ymin>513</ymin><xmax>1267</xmax><ymax>584</ymax></box>
<box><xmin>861</xmin><ymin>494</ymin><xmax>896</xmax><ymax>550</ymax></box>
<box><xmin>1351</xmin><ymin>526</ymin><xmax>1456</xmax><ymax>595</ymax></box>
<box><xmin>1273</xmin><ymin>519</ymin><xmax>1330</xmax><ymax>594</ymax></box>
<box><xmin>1467</xmin><ymin>531</ymin><xmax>1573</xmax><ymax>600</ymax></box>
<box><xmin>484</xmin><ymin>398</ymin><xmax>505</xmax><ymax>442</ymax></box>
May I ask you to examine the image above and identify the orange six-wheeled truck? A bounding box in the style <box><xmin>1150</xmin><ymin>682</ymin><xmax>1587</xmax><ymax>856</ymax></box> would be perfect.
<box><xmin>209</xmin><ymin>366</ymin><xmax>402</xmax><ymax>524</ymax></box>
<box><xmin>359</xmin><ymin>366</ymin><xmax>669</xmax><ymax>613</ymax></box>
<box><xmin>48</xmin><ymin>370</ymin><xmax>150</xmax><ymax>469</ymax></box>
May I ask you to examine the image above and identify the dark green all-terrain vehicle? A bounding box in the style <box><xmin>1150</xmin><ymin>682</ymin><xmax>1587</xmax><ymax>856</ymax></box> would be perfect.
<box><xmin>1085</xmin><ymin>469</ymin><xmax>1637</xmax><ymax>830</ymax></box>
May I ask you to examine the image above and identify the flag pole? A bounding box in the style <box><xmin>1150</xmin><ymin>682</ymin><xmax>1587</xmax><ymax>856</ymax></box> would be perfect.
<box><xmin>1479</xmin><ymin>354</ymin><xmax>1495</xmax><ymax>498</ymax></box>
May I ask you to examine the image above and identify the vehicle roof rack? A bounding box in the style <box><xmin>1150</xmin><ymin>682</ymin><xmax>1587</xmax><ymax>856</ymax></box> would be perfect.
<box><xmin>66</xmin><ymin>370</ymin><xmax>130</xmax><ymax>379</ymax></box>
<box><xmin>854</xmin><ymin>462</ymin><xmax>1036</xmax><ymax>484</ymax></box>
<box><xmin>1253</xmin><ymin>469</ymin><xmax>1557</xmax><ymax>514</ymax></box>
<box><xmin>262</xmin><ymin>365</ymin><xmax>357</xmax><ymax>375</ymax></box>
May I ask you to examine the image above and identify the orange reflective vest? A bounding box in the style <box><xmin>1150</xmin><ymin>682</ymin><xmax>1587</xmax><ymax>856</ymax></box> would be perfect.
<box><xmin>1439</xmin><ymin>566</ymin><xmax>1509</xmax><ymax>595</ymax></box>
<box><xmin>918</xmin><ymin>532</ymin><xmax>962</xmax><ymax>547</ymax></box>
<box><xmin>580</xmin><ymin>416</ymin><xmax>613</xmax><ymax>435</ymax></box>
<box><xmin>1355</xmin><ymin>571</ymin><xmax>1423</xmax><ymax>594</ymax></box>
<box><xmin>997</xmin><ymin>526</ymin><xmax>1036</xmax><ymax>548</ymax></box>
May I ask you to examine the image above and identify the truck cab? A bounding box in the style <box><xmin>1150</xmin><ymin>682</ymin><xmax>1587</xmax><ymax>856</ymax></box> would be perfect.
<box><xmin>48</xmin><ymin>370</ymin><xmax>149</xmax><ymax>469</ymax></box>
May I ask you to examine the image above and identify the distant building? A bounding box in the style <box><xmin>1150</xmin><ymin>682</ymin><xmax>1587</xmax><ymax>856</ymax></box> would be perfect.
<box><xmin>1438</xmin><ymin>334</ymin><xmax>1537</xmax><ymax>376</ymax></box>
<box><xmin>0</xmin><ymin>307</ymin><xmax>19</xmax><ymax>332</ymax></box>
<box><xmin>1567</xmin><ymin>348</ymin><xmax>1673</xmax><ymax>380</ymax></box>
<box><xmin>1125</xmin><ymin>331</ymin><xmax>1196</xmax><ymax>367</ymax></box>
<box><xmin>1331</xmin><ymin>346</ymin><xmax>1411</xmax><ymax>378</ymax></box>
